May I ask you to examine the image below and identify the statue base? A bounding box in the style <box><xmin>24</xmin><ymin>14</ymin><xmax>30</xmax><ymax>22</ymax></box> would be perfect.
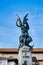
<box><xmin>18</xmin><ymin>46</ymin><xmax>32</xmax><ymax>65</ymax></box>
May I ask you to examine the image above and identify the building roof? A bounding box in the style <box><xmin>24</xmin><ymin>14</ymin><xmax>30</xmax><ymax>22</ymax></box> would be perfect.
<box><xmin>0</xmin><ymin>48</ymin><xmax>43</xmax><ymax>53</ymax></box>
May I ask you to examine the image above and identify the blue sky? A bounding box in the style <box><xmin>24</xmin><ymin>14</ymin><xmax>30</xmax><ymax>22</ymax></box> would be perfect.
<box><xmin>0</xmin><ymin>0</ymin><xmax>43</xmax><ymax>48</ymax></box>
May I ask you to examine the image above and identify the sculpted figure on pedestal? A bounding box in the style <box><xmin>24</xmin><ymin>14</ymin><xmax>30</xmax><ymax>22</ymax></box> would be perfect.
<box><xmin>16</xmin><ymin>13</ymin><xmax>33</xmax><ymax>49</ymax></box>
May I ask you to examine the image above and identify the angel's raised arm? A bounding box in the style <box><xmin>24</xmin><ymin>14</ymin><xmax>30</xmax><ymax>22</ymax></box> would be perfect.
<box><xmin>16</xmin><ymin>14</ymin><xmax>22</xmax><ymax>27</ymax></box>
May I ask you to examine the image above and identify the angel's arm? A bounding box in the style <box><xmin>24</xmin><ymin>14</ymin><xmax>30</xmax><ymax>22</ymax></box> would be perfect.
<box><xmin>16</xmin><ymin>14</ymin><xmax>22</xmax><ymax>27</ymax></box>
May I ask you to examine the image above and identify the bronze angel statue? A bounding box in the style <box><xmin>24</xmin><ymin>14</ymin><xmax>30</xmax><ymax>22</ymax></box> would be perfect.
<box><xmin>16</xmin><ymin>13</ymin><xmax>29</xmax><ymax>34</ymax></box>
<box><xmin>16</xmin><ymin>13</ymin><xmax>33</xmax><ymax>49</ymax></box>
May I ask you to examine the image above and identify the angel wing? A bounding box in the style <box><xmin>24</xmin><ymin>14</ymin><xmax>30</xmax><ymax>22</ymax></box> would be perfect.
<box><xmin>23</xmin><ymin>13</ymin><xmax>29</xmax><ymax>30</ymax></box>
<box><xmin>23</xmin><ymin>13</ymin><xmax>28</xmax><ymax>23</ymax></box>
<box><xmin>16</xmin><ymin>14</ymin><xmax>22</xmax><ymax>27</ymax></box>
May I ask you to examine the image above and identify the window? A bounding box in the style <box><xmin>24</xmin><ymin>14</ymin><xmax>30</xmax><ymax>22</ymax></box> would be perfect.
<box><xmin>0</xmin><ymin>60</ymin><xmax>7</xmax><ymax>65</ymax></box>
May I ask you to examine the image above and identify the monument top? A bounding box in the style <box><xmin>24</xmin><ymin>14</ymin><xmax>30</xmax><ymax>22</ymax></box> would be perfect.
<box><xmin>16</xmin><ymin>13</ymin><xmax>33</xmax><ymax>50</ymax></box>
<box><xmin>16</xmin><ymin>13</ymin><xmax>29</xmax><ymax>33</ymax></box>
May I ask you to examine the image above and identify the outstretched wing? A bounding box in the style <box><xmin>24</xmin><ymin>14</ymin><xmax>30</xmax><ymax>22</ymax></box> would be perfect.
<box><xmin>23</xmin><ymin>13</ymin><xmax>29</xmax><ymax>30</ymax></box>
<box><xmin>23</xmin><ymin>13</ymin><xmax>28</xmax><ymax>23</ymax></box>
<box><xmin>16</xmin><ymin>14</ymin><xmax>22</xmax><ymax>27</ymax></box>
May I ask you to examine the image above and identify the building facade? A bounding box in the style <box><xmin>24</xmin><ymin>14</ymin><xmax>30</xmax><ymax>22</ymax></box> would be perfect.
<box><xmin>0</xmin><ymin>48</ymin><xmax>43</xmax><ymax>65</ymax></box>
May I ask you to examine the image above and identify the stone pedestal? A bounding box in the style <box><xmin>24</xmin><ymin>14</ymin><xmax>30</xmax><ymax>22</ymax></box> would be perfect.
<box><xmin>18</xmin><ymin>46</ymin><xmax>32</xmax><ymax>65</ymax></box>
